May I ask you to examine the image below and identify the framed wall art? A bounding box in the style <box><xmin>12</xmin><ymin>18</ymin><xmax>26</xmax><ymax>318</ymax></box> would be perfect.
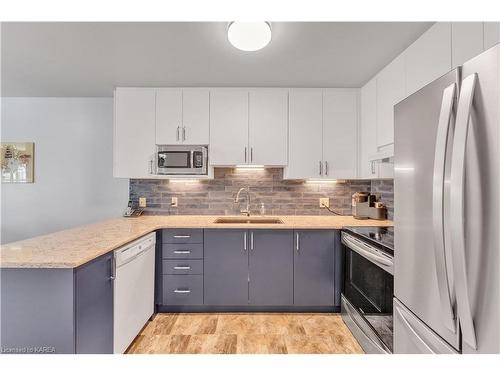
<box><xmin>1</xmin><ymin>142</ymin><xmax>35</xmax><ymax>183</ymax></box>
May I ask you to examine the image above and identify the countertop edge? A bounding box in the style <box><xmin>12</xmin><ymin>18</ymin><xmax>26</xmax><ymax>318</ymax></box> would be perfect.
<box><xmin>1</xmin><ymin>216</ymin><xmax>393</xmax><ymax>269</ymax></box>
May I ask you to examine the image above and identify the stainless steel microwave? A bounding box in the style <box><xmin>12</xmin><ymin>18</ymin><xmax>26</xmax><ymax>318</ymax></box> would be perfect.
<box><xmin>156</xmin><ymin>145</ymin><xmax>208</xmax><ymax>175</ymax></box>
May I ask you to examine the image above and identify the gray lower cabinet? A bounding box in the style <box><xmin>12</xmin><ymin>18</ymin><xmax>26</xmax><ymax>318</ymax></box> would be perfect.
<box><xmin>249</xmin><ymin>230</ymin><xmax>293</xmax><ymax>305</ymax></box>
<box><xmin>294</xmin><ymin>230</ymin><xmax>335</xmax><ymax>306</ymax></box>
<box><xmin>75</xmin><ymin>253</ymin><xmax>114</xmax><ymax>354</ymax></box>
<box><xmin>204</xmin><ymin>229</ymin><xmax>294</xmax><ymax>306</ymax></box>
<box><xmin>204</xmin><ymin>229</ymin><xmax>249</xmax><ymax>305</ymax></box>
<box><xmin>0</xmin><ymin>253</ymin><xmax>114</xmax><ymax>354</ymax></box>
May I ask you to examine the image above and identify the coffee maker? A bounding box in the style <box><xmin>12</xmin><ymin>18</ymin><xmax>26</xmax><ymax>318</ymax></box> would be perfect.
<box><xmin>351</xmin><ymin>192</ymin><xmax>387</xmax><ymax>220</ymax></box>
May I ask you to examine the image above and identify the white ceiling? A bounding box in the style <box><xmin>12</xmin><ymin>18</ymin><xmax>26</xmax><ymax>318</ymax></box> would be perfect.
<box><xmin>1</xmin><ymin>22</ymin><xmax>433</xmax><ymax>97</ymax></box>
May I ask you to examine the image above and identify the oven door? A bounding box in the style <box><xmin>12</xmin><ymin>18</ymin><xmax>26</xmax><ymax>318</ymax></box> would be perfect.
<box><xmin>342</xmin><ymin>232</ymin><xmax>394</xmax><ymax>353</ymax></box>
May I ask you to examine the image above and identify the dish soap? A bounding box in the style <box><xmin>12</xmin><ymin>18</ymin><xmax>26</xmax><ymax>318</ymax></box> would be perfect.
<box><xmin>260</xmin><ymin>203</ymin><xmax>266</xmax><ymax>215</ymax></box>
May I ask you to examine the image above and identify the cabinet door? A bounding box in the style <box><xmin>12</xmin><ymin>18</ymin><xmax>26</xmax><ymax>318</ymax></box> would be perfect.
<box><xmin>156</xmin><ymin>88</ymin><xmax>182</xmax><ymax>144</ymax></box>
<box><xmin>204</xmin><ymin>229</ymin><xmax>249</xmax><ymax>305</ymax></box>
<box><xmin>452</xmin><ymin>22</ymin><xmax>484</xmax><ymax>68</ymax></box>
<box><xmin>75</xmin><ymin>253</ymin><xmax>113</xmax><ymax>354</ymax></box>
<box><xmin>182</xmin><ymin>89</ymin><xmax>209</xmax><ymax>145</ymax></box>
<box><xmin>406</xmin><ymin>23</ymin><xmax>452</xmax><ymax>96</ymax></box>
<box><xmin>209</xmin><ymin>90</ymin><xmax>249</xmax><ymax>165</ymax></box>
<box><xmin>359</xmin><ymin>78</ymin><xmax>379</xmax><ymax>178</ymax></box>
<box><xmin>287</xmin><ymin>89</ymin><xmax>323</xmax><ymax>179</ymax></box>
<box><xmin>484</xmin><ymin>22</ymin><xmax>500</xmax><ymax>50</ymax></box>
<box><xmin>248</xmin><ymin>89</ymin><xmax>288</xmax><ymax>166</ymax></box>
<box><xmin>248</xmin><ymin>230</ymin><xmax>293</xmax><ymax>305</ymax></box>
<box><xmin>322</xmin><ymin>90</ymin><xmax>358</xmax><ymax>179</ymax></box>
<box><xmin>294</xmin><ymin>230</ymin><xmax>335</xmax><ymax>306</ymax></box>
<box><xmin>376</xmin><ymin>54</ymin><xmax>406</xmax><ymax>148</ymax></box>
<box><xmin>114</xmin><ymin>88</ymin><xmax>156</xmax><ymax>178</ymax></box>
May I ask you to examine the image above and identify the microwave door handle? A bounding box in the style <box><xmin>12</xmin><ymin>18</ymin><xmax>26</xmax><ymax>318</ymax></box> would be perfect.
<box><xmin>432</xmin><ymin>83</ymin><xmax>457</xmax><ymax>333</ymax></box>
<box><xmin>450</xmin><ymin>73</ymin><xmax>477</xmax><ymax>350</ymax></box>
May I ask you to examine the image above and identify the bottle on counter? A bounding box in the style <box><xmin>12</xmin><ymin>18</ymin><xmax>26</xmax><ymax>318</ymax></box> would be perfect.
<box><xmin>260</xmin><ymin>202</ymin><xmax>266</xmax><ymax>215</ymax></box>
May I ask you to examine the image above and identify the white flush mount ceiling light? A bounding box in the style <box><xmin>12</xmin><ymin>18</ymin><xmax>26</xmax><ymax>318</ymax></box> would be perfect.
<box><xmin>227</xmin><ymin>22</ymin><xmax>272</xmax><ymax>51</ymax></box>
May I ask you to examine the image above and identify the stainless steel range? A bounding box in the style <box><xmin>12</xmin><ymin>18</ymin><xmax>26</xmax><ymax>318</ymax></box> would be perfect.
<box><xmin>341</xmin><ymin>226</ymin><xmax>394</xmax><ymax>354</ymax></box>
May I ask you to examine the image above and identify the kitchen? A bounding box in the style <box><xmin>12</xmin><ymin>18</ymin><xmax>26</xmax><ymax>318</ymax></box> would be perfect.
<box><xmin>0</xmin><ymin>2</ymin><xmax>499</xmax><ymax>370</ymax></box>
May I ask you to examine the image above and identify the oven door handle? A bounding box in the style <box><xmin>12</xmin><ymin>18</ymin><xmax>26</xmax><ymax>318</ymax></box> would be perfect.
<box><xmin>342</xmin><ymin>233</ymin><xmax>393</xmax><ymax>274</ymax></box>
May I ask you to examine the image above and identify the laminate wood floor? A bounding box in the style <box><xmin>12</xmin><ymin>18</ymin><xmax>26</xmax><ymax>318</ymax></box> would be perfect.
<box><xmin>126</xmin><ymin>313</ymin><xmax>364</xmax><ymax>354</ymax></box>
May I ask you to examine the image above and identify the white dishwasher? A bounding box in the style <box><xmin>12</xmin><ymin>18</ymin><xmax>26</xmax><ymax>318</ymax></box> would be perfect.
<box><xmin>113</xmin><ymin>232</ymin><xmax>156</xmax><ymax>353</ymax></box>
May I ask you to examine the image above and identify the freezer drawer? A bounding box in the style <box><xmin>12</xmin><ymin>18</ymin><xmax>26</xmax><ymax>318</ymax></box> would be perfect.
<box><xmin>393</xmin><ymin>298</ymin><xmax>458</xmax><ymax>354</ymax></box>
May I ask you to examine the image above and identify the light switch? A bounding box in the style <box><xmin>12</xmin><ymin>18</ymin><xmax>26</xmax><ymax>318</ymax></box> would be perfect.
<box><xmin>139</xmin><ymin>197</ymin><xmax>147</xmax><ymax>208</ymax></box>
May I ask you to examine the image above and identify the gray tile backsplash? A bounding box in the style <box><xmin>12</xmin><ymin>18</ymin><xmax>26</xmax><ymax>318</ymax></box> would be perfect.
<box><xmin>130</xmin><ymin>168</ymin><xmax>393</xmax><ymax>218</ymax></box>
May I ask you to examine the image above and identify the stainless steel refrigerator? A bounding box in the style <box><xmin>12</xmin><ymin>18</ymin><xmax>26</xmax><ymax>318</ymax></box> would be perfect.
<box><xmin>394</xmin><ymin>44</ymin><xmax>499</xmax><ymax>354</ymax></box>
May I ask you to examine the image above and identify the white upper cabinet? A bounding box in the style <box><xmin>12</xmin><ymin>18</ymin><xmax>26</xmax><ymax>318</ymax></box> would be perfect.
<box><xmin>209</xmin><ymin>90</ymin><xmax>249</xmax><ymax>166</ymax></box>
<box><xmin>182</xmin><ymin>89</ymin><xmax>210</xmax><ymax>145</ymax></box>
<box><xmin>114</xmin><ymin>88</ymin><xmax>156</xmax><ymax>178</ymax></box>
<box><xmin>376</xmin><ymin>54</ymin><xmax>406</xmax><ymax>147</ymax></box>
<box><xmin>359</xmin><ymin>78</ymin><xmax>379</xmax><ymax>179</ymax></box>
<box><xmin>156</xmin><ymin>88</ymin><xmax>182</xmax><ymax>144</ymax></box>
<box><xmin>287</xmin><ymin>89</ymin><xmax>323</xmax><ymax>179</ymax></box>
<box><xmin>484</xmin><ymin>22</ymin><xmax>500</xmax><ymax>50</ymax></box>
<box><xmin>452</xmin><ymin>22</ymin><xmax>484</xmax><ymax>68</ymax></box>
<box><xmin>248</xmin><ymin>89</ymin><xmax>288</xmax><ymax>166</ymax></box>
<box><xmin>406</xmin><ymin>22</ymin><xmax>452</xmax><ymax>96</ymax></box>
<box><xmin>156</xmin><ymin>88</ymin><xmax>209</xmax><ymax>145</ymax></box>
<box><xmin>322</xmin><ymin>90</ymin><xmax>358</xmax><ymax>179</ymax></box>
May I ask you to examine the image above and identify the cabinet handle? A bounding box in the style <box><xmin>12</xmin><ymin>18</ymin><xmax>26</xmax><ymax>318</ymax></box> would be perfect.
<box><xmin>244</xmin><ymin>147</ymin><xmax>247</xmax><ymax>163</ymax></box>
<box><xmin>182</xmin><ymin>126</ymin><xmax>186</xmax><ymax>141</ymax></box>
<box><xmin>371</xmin><ymin>161</ymin><xmax>376</xmax><ymax>174</ymax></box>
<box><xmin>174</xmin><ymin>289</ymin><xmax>191</xmax><ymax>294</ymax></box>
<box><xmin>243</xmin><ymin>231</ymin><xmax>247</xmax><ymax>252</ymax></box>
<box><xmin>176</xmin><ymin>126</ymin><xmax>180</xmax><ymax>141</ymax></box>
<box><xmin>250</xmin><ymin>231</ymin><xmax>254</xmax><ymax>252</ymax></box>
<box><xmin>173</xmin><ymin>250</ymin><xmax>191</xmax><ymax>254</ymax></box>
<box><xmin>319</xmin><ymin>161</ymin><xmax>323</xmax><ymax>176</ymax></box>
<box><xmin>325</xmin><ymin>161</ymin><xmax>329</xmax><ymax>176</ymax></box>
<box><xmin>296</xmin><ymin>232</ymin><xmax>300</xmax><ymax>254</ymax></box>
<box><xmin>173</xmin><ymin>235</ymin><xmax>191</xmax><ymax>238</ymax></box>
<box><xmin>174</xmin><ymin>266</ymin><xmax>191</xmax><ymax>270</ymax></box>
<box><xmin>109</xmin><ymin>255</ymin><xmax>116</xmax><ymax>281</ymax></box>
<box><xmin>250</xmin><ymin>147</ymin><xmax>253</xmax><ymax>163</ymax></box>
<box><xmin>149</xmin><ymin>159</ymin><xmax>153</xmax><ymax>174</ymax></box>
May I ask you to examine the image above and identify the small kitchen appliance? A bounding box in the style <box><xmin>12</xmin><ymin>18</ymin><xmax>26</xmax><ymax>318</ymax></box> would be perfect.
<box><xmin>351</xmin><ymin>192</ymin><xmax>387</xmax><ymax>220</ymax></box>
<box><xmin>156</xmin><ymin>145</ymin><xmax>208</xmax><ymax>175</ymax></box>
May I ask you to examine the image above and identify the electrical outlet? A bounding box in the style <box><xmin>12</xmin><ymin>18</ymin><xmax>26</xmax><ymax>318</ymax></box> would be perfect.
<box><xmin>171</xmin><ymin>197</ymin><xmax>178</xmax><ymax>207</ymax></box>
<box><xmin>320</xmin><ymin>198</ymin><xmax>330</xmax><ymax>208</ymax></box>
<box><xmin>139</xmin><ymin>197</ymin><xmax>147</xmax><ymax>208</ymax></box>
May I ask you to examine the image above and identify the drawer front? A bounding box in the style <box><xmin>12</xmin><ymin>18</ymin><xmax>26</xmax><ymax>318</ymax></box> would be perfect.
<box><xmin>163</xmin><ymin>275</ymin><xmax>203</xmax><ymax>305</ymax></box>
<box><xmin>162</xmin><ymin>229</ymin><xmax>203</xmax><ymax>244</ymax></box>
<box><xmin>162</xmin><ymin>243</ymin><xmax>203</xmax><ymax>259</ymax></box>
<box><xmin>163</xmin><ymin>260</ymin><xmax>203</xmax><ymax>275</ymax></box>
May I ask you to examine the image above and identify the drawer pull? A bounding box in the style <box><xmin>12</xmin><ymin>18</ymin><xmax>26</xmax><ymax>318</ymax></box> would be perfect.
<box><xmin>173</xmin><ymin>250</ymin><xmax>191</xmax><ymax>254</ymax></box>
<box><xmin>173</xmin><ymin>235</ymin><xmax>191</xmax><ymax>239</ymax></box>
<box><xmin>174</xmin><ymin>289</ymin><xmax>191</xmax><ymax>294</ymax></box>
<box><xmin>174</xmin><ymin>266</ymin><xmax>191</xmax><ymax>270</ymax></box>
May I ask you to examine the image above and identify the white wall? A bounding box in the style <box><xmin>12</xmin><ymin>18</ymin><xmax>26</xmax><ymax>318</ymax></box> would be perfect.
<box><xmin>1</xmin><ymin>98</ymin><xmax>129</xmax><ymax>244</ymax></box>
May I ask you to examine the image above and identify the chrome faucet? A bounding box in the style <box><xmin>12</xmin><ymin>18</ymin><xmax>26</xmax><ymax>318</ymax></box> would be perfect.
<box><xmin>234</xmin><ymin>187</ymin><xmax>251</xmax><ymax>216</ymax></box>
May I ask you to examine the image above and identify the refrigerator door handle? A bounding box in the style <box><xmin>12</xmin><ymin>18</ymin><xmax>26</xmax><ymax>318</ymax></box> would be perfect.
<box><xmin>432</xmin><ymin>83</ymin><xmax>457</xmax><ymax>333</ymax></box>
<box><xmin>450</xmin><ymin>73</ymin><xmax>478</xmax><ymax>350</ymax></box>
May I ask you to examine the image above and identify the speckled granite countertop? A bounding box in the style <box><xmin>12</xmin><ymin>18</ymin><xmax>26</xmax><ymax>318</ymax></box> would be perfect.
<box><xmin>0</xmin><ymin>215</ymin><xmax>393</xmax><ymax>269</ymax></box>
